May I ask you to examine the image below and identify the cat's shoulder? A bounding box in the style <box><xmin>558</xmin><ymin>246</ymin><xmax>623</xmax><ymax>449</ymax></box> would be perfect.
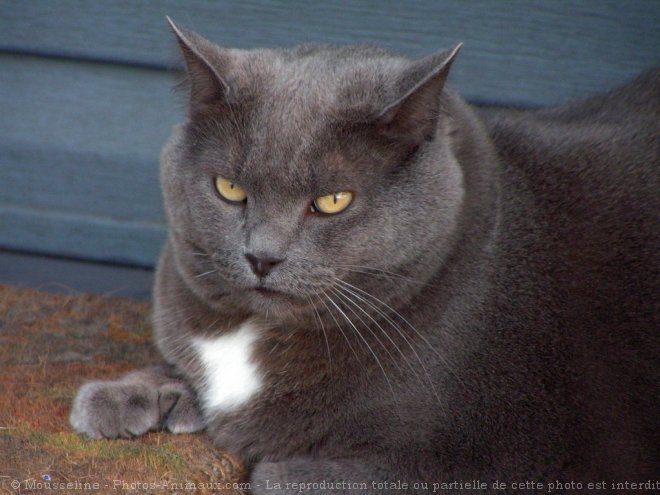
<box><xmin>475</xmin><ymin>68</ymin><xmax>660</xmax><ymax>183</ymax></box>
<box><xmin>477</xmin><ymin>68</ymin><xmax>660</xmax><ymax>152</ymax></box>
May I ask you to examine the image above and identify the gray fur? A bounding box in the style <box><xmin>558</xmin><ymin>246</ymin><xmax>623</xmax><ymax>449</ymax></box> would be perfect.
<box><xmin>71</xmin><ymin>21</ymin><xmax>659</xmax><ymax>493</ymax></box>
<box><xmin>70</xmin><ymin>366</ymin><xmax>203</xmax><ymax>438</ymax></box>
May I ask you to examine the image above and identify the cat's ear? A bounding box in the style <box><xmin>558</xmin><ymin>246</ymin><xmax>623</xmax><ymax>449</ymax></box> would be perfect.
<box><xmin>167</xmin><ymin>17</ymin><xmax>233</xmax><ymax>114</ymax></box>
<box><xmin>376</xmin><ymin>44</ymin><xmax>462</xmax><ymax>144</ymax></box>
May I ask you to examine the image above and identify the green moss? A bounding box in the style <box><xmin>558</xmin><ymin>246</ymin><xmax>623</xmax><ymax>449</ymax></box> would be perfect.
<box><xmin>142</xmin><ymin>445</ymin><xmax>188</xmax><ymax>472</ymax></box>
<box><xmin>27</xmin><ymin>383</ymin><xmax>75</xmax><ymax>402</ymax></box>
<box><xmin>12</xmin><ymin>427</ymin><xmax>188</xmax><ymax>474</ymax></box>
<box><xmin>60</xmin><ymin>433</ymin><xmax>187</xmax><ymax>472</ymax></box>
<box><xmin>26</xmin><ymin>429</ymin><xmax>48</xmax><ymax>445</ymax></box>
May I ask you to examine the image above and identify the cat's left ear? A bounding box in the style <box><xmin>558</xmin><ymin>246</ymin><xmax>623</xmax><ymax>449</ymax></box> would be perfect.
<box><xmin>376</xmin><ymin>44</ymin><xmax>462</xmax><ymax>144</ymax></box>
<box><xmin>166</xmin><ymin>17</ymin><xmax>234</xmax><ymax>115</ymax></box>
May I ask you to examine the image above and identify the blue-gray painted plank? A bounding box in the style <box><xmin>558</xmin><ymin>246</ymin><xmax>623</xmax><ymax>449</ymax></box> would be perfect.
<box><xmin>0</xmin><ymin>204</ymin><xmax>166</xmax><ymax>267</ymax></box>
<box><xmin>1</xmin><ymin>0</ymin><xmax>658</xmax><ymax>106</ymax></box>
<box><xmin>0</xmin><ymin>250</ymin><xmax>154</xmax><ymax>299</ymax></box>
<box><xmin>0</xmin><ymin>55</ymin><xmax>175</xmax><ymax>264</ymax></box>
<box><xmin>0</xmin><ymin>55</ymin><xmax>176</xmax><ymax>222</ymax></box>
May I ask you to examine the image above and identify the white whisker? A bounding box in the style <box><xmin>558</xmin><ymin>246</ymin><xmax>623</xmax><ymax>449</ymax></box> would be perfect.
<box><xmin>195</xmin><ymin>269</ymin><xmax>219</xmax><ymax>279</ymax></box>
<box><xmin>332</xmin><ymin>280</ymin><xmax>444</xmax><ymax>404</ymax></box>
<box><xmin>332</xmin><ymin>284</ymin><xmax>428</xmax><ymax>380</ymax></box>
<box><xmin>337</xmin><ymin>264</ymin><xmax>438</xmax><ymax>287</ymax></box>
<box><xmin>335</xmin><ymin>278</ymin><xmax>463</xmax><ymax>389</ymax></box>
<box><xmin>306</xmin><ymin>294</ymin><xmax>333</xmax><ymax>375</ymax></box>
<box><xmin>325</xmin><ymin>292</ymin><xmax>395</xmax><ymax>397</ymax></box>
<box><xmin>190</xmin><ymin>251</ymin><xmax>210</xmax><ymax>257</ymax></box>
<box><xmin>315</xmin><ymin>292</ymin><xmax>362</xmax><ymax>363</ymax></box>
<box><xmin>330</xmin><ymin>287</ymin><xmax>403</xmax><ymax>373</ymax></box>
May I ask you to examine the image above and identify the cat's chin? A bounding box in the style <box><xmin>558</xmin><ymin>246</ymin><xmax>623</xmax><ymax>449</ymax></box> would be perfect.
<box><xmin>243</xmin><ymin>287</ymin><xmax>312</xmax><ymax>321</ymax></box>
<box><xmin>196</xmin><ymin>286</ymin><xmax>307</xmax><ymax>318</ymax></box>
<box><xmin>252</xmin><ymin>287</ymin><xmax>282</xmax><ymax>297</ymax></box>
<box><xmin>249</xmin><ymin>286</ymin><xmax>304</xmax><ymax>304</ymax></box>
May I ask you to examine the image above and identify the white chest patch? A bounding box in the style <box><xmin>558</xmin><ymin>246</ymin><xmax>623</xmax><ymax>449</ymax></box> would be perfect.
<box><xmin>193</xmin><ymin>320</ymin><xmax>262</xmax><ymax>413</ymax></box>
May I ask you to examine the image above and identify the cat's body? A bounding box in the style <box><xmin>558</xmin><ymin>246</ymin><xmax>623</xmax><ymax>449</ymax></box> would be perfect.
<box><xmin>70</xmin><ymin>21</ymin><xmax>659</xmax><ymax>493</ymax></box>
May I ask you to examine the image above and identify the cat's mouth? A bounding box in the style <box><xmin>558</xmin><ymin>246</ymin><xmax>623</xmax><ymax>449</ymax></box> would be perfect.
<box><xmin>253</xmin><ymin>286</ymin><xmax>281</xmax><ymax>297</ymax></box>
<box><xmin>249</xmin><ymin>285</ymin><xmax>307</xmax><ymax>309</ymax></box>
<box><xmin>250</xmin><ymin>283</ymin><xmax>295</xmax><ymax>300</ymax></box>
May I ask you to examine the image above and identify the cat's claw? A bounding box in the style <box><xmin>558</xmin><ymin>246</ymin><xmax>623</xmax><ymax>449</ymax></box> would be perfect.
<box><xmin>70</xmin><ymin>370</ymin><xmax>204</xmax><ymax>439</ymax></box>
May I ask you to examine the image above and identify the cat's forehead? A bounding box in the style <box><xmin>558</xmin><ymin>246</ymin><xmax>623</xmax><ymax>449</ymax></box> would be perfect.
<box><xmin>209</xmin><ymin>47</ymin><xmax>407</xmax><ymax>193</ymax></box>
<box><xmin>238</xmin><ymin>132</ymin><xmax>364</xmax><ymax>197</ymax></box>
<box><xmin>239</xmin><ymin>46</ymin><xmax>407</xmax><ymax>114</ymax></box>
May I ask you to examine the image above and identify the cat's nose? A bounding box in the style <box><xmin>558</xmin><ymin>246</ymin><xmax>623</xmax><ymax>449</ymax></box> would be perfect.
<box><xmin>245</xmin><ymin>253</ymin><xmax>284</xmax><ymax>278</ymax></box>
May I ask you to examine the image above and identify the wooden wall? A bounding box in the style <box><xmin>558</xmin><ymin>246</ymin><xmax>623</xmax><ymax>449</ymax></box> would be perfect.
<box><xmin>1</xmin><ymin>0</ymin><xmax>658</xmax><ymax>266</ymax></box>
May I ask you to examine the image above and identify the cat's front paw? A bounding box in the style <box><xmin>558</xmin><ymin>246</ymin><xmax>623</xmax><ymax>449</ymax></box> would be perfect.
<box><xmin>70</xmin><ymin>380</ymin><xmax>161</xmax><ymax>439</ymax></box>
<box><xmin>70</xmin><ymin>372</ymin><xmax>204</xmax><ymax>439</ymax></box>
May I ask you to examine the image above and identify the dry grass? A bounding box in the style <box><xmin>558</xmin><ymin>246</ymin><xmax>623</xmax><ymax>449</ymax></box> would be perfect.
<box><xmin>0</xmin><ymin>284</ymin><xmax>246</xmax><ymax>494</ymax></box>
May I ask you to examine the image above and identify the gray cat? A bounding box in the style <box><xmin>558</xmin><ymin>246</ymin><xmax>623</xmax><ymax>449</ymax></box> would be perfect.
<box><xmin>70</xmin><ymin>19</ymin><xmax>659</xmax><ymax>493</ymax></box>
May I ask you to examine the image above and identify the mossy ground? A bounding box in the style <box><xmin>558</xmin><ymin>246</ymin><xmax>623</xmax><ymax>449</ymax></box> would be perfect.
<box><xmin>0</xmin><ymin>284</ymin><xmax>245</xmax><ymax>494</ymax></box>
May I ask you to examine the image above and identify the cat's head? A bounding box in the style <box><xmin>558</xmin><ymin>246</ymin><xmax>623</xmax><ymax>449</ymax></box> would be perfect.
<box><xmin>161</xmin><ymin>19</ymin><xmax>465</xmax><ymax>321</ymax></box>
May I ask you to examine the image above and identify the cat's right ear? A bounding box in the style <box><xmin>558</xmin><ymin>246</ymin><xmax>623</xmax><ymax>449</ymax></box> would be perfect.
<box><xmin>374</xmin><ymin>44</ymin><xmax>461</xmax><ymax>145</ymax></box>
<box><xmin>166</xmin><ymin>17</ymin><xmax>233</xmax><ymax>114</ymax></box>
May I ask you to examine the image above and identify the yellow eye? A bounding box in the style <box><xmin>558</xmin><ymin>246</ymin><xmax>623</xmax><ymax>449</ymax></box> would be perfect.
<box><xmin>312</xmin><ymin>191</ymin><xmax>353</xmax><ymax>215</ymax></box>
<box><xmin>215</xmin><ymin>176</ymin><xmax>247</xmax><ymax>203</ymax></box>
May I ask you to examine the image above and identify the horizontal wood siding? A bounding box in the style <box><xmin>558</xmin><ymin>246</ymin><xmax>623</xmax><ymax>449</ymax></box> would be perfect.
<box><xmin>0</xmin><ymin>55</ymin><xmax>175</xmax><ymax>265</ymax></box>
<box><xmin>3</xmin><ymin>0</ymin><xmax>659</xmax><ymax>104</ymax></box>
<box><xmin>1</xmin><ymin>0</ymin><xmax>658</xmax><ymax>266</ymax></box>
